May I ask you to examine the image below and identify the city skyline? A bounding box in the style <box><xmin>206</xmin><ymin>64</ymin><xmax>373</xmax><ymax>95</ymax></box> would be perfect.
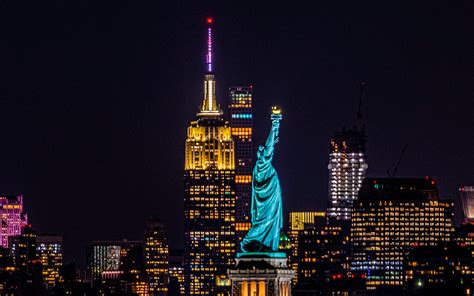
<box><xmin>0</xmin><ymin>1</ymin><xmax>472</xmax><ymax>269</ymax></box>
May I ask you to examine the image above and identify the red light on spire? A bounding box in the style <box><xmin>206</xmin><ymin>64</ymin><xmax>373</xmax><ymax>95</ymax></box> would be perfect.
<box><xmin>207</xmin><ymin>17</ymin><xmax>213</xmax><ymax>24</ymax></box>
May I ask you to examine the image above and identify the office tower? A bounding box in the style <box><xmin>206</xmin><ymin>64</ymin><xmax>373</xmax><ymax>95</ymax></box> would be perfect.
<box><xmin>9</xmin><ymin>225</ymin><xmax>43</xmax><ymax>295</ymax></box>
<box><xmin>405</xmin><ymin>243</ymin><xmax>472</xmax><ymax>294</ymax></box>
<box><xmin>86</xmin><ymin>240</ymin><xmax>142</xmax><ymax>285</ymax></box>
<box><xmin>169</xmin><ymin>249</ymin><xmax>185</xmax><ymax>296</ymax></box>
<box><xmin>296</xmin><ymin>224</ymin><xmax>345</xmax><ymax>290</ymax></box>
<box><xmin>144</xmin><ymin>217</ymin><xmax>169</xmax><ymax>295</ymax></box>
<box><xmin>36</xmin><ymin>235</ymin><xmax>63</xmax><ymax>290</ymax></box>
<box><xmin>287</xmin><ymin>211</ymin><xmax>326</xmax><ymax>284</ymax></box>
<box><xmin>184</xmin><ymin>18</ymin><xmax>236</xmax><ymax>296</ymax></box>
<box><xmin>350</xmin><ymin>177</ymin><xmax>455</xmax><ymax>291</ymax></box>
<box><xmin>229</xmin><ymin>86</ymin><xmax>253</xmax><ymax>242</ymax></box>
<box><xmin>460</xmin><ymin>186</ymin><xmax>474</xmax><ymax>222</ymax></box>
<box><xmin>0</xmin><ymin>247</ymin><xmax>18</xmax><ymax>294</ymax></box>
<box><xmin>327</xmin><ymin>85</ymin><xmax>368</xmax><ymax>221</ymax></box>
<box><xmin>0</xmin><ymin>195</ymin><xmax>28</xmax><ymax>248</ymax></box>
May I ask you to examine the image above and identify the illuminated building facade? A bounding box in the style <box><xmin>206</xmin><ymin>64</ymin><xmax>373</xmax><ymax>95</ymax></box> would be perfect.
<box><xmin>144</xmin><ymin>217</ymin><xmax>169</xmax><ymax>295</ymax></box>
<box><xmin>287</xmin><ymin>211</ymin><xmax>326</xmax><ymax>284</ymax></box>
<box><xmin>350</xmin><ymin>178</ymin><xmax>454</xmax><ymax>290</ymax></box>
<box><xmin>460</xmin><ymin>186</ymin><xmax>474</xmax><ymax>222</ymax></box>
<box><xmin>327</xmin><ymin>127</ymin><xmax>368</xmax><ymax>220</ymax></box>
<box><xmin>0</xmin><ymin>195</ymin><xmax>28</xmax><ymax>248</ymax></box>
<box><xmin>229</xmin><ymin>86</ymin><xmax>253</xmax><ymax>242</ymax></box>
<box><xmin>86</xmin><ymin>240</ymin><xmax>142</xmax><ymax>284</ymax></box>
<box><xmin>36</xmin><ymin>235</ymin><xmax>63</xmax><ymax>290</ymax></box>
<box><xmin>184</xmin><ymin>18</ymin><xmax>235</xmax><ymax>295</ymax></box>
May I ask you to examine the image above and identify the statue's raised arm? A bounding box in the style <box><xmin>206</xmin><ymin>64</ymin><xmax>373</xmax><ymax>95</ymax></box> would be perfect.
<box><xmin>241</xmin><ymin>106</ymin><xmax>283</xmax><ymax>253</ymax></box>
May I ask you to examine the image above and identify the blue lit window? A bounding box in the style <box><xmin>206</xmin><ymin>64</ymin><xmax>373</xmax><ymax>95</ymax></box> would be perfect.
<box><xmin>231</xmin><ymin>114</ymin><xmax>252</xmax><ymax>119</ymax></box>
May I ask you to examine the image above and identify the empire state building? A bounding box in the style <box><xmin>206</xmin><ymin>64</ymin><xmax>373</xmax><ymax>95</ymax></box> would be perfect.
<box><xmin>183</xmin><ymin>18</ymin><xmax>236</xmax><ymax>296</ymax></box>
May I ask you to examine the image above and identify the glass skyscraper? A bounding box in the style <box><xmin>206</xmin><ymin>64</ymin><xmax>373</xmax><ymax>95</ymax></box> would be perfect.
<box><xmin>183</xmin><ymin>18</ymin><xmax>235</xmax><ymax>296</ymax></box>
<box><xmin>229</xmin><ymin>86</ymin><xmax>253</xmax><ymax>242</ymax></box>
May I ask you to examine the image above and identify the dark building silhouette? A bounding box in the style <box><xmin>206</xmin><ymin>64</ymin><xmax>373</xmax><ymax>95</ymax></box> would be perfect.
<box><xmin>405</xmin><ymin>242</ymin><xmax>472</xmax><ymax>295</ymax></box>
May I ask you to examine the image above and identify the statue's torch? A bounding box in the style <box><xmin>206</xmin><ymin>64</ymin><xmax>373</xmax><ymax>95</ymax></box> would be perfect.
<box><xmin>271</xmin><ymin>106</ymin><xmax>282</xmax><ymax>141</ymax></box>
<box><xmin>271</xmin><ymin>106</ymin><xmax>282</xmax><ymax>121</ymax></box>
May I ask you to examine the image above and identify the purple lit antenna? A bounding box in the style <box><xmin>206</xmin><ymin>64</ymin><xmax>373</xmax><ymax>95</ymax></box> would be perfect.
<box><xmin>206</xmin><ymin>17</ymin><xmax>213</xmax><ymax>73</ymax></box>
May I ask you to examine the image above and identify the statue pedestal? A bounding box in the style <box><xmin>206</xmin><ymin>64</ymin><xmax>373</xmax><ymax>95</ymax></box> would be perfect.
<box><xmin>228</xmin><ymin>252</ymin><xmax>294</xmax><ymax>296</ymax></box>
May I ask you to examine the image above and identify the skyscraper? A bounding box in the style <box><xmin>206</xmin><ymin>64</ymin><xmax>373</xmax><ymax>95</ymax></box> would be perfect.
<box><xmin>144</xmin><ymin>217</ymin><xmax>169</xmax><ymax>295</ymax></box>
<box><xmin>184</xmin><ymin>18</ymin><xmax>236</xmax><ymax>296</ymax></box>
<box><xmin>350</xmin><ymin>177</ymin><xmax>454</xmax><ymax>290</ymax></box>
<box><xmin>327</xmin><ymin>86</ymin><xmax>368</xmax><ymax>221</ymax></box>
<box><xmin>296</xmin><ymin>224</ymin><xmax>345</xmax><ymax>289</ymax></box>
<box><xmin>229</xmin><ymin>86</ymin><xmax>253</xmax><ymax>242</ymax></box>
<box><xmin>9</xmin><ymin>225</ymin><xmax>43</xmax><ymax>295</ymax></box>
<box><xmin>327</xmin><ymin>128</ymin><xmax>368</xmax><ymax>220</ymax></box>
<box><xmin>460</xmin><ymin>186</ymin><xmax>474</xmax><ymax>222</ymax></box>
<box><xmin>0</xmin><ymin>195</ymin><xmax>28</xmax><ymax>248</ymax></box>
<box><xmin>36</xmin><ymin>235</ymin><xmax>63</xmax><ymax>290</ymax></box>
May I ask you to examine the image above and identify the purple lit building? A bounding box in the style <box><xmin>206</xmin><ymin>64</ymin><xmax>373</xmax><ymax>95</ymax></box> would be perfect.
<box><xmin>0</xmin><ymin>195</ymin><xmax>28</xmax><ymax>248</ymax></box>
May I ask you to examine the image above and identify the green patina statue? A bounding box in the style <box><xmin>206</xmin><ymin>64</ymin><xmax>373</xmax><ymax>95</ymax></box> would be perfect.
<box><xmin>241</xmin><ymin>107</ymin><xmax>283</xmax><ymax>253</ymax></box>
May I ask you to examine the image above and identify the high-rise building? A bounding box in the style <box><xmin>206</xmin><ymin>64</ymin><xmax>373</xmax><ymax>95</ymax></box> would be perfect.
<box><xmin>144</xmin><ymin>217</ymin><xmax>169</xmax><ymax>295</ymax></box>
<box><xmin>460</xmin><ymin>186</ymin><xmax>474</xmax><ymax>222</ymax></box>
<box><xmin>327</xmin><ymin>127</ymin><xmax>368</xmax><ymax>220</ymax></box>
<box><xmin>36</xmin><ymin>235</ymin><xmax>63</xmax><ymax>290</ymax></box>
<box><xmin>0</xmin><ymin>195</ymin><xmax>28</xmax><ymax>248</ymax></box>
<box><xmin>0</xmin><ymin>246</ymin><xmax>19</xmax><ymax>294</ymax></box>
<box><xmin>229</xmin><ymin>86</ymin><xmax>253</xmax><ymax>242</ymax></box>
<box><xmin>327</xmin><ymin>86</ymin><xmax>368</xmax><ymax>221</ymax></box>
<box><xmin>350</xmin><ymin>177</ymin><xmax>455</xmax><ymax>290</ymax></box>
<box><xmin>9</xmin><ymin>225</ymin><xmax>43</xmax><ymax>295</ymax></box>
<box><xmin>287</xmin><ymin>211</ymin><xmax>326</xmax><ymax>284</ymax></box>
<box><xmin>184</xmin><ymin>17</ymin><xmax>236</xmax><ymax>296</ymax></box>
<box><xmin>296</xmin><ymin>224</ymin><xmax>346</xmax><ymax>289</ymax></box>
<box><xmin>86</xmin><ymin>240</ymin><xmax>142</xmax><ymax>285</ymax></box>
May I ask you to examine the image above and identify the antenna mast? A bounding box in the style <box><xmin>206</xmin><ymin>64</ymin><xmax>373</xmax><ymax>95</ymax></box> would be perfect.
<box><xmin>206</xmin><ymin>17</ymin><xmax>213</xmax><ymax>73</ymax></box>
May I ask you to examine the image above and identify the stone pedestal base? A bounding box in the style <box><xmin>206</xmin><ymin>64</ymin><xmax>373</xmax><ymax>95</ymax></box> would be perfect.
<box><xmin>228</xmin><ymin>252</ymin><xmax>294</xmax><ymax>296</ymax></box>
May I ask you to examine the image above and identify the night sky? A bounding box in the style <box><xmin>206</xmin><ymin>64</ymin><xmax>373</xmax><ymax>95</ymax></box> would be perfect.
<box><xmin>0</xmin><ymin>1</ymin><xmax>472</xmax><ymax>267</ymax></box>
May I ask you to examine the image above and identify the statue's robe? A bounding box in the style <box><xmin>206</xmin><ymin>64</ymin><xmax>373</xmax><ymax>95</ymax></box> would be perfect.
<box><xmin>241</xmin><ymin>138</ymin><xmax>283</xmax><ymax>252</ymax></box>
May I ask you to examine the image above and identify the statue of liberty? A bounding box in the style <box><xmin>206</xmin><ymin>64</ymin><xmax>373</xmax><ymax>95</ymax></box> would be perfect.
<box><xmin>241</xmin><ymin>106</ymin><xmax>283</xmax><ymax>252</ymax></box>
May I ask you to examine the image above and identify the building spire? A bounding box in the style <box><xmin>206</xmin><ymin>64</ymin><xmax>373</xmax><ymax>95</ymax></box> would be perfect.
<box><xmin>198</xmin><ymin>17</ymin><xmax>222</xmax><ymax>116</ymax></box>
<box><xmin>206</xmin><ymin>17</ymin><xmax>213</xmax><ymax>73</ymax></box>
